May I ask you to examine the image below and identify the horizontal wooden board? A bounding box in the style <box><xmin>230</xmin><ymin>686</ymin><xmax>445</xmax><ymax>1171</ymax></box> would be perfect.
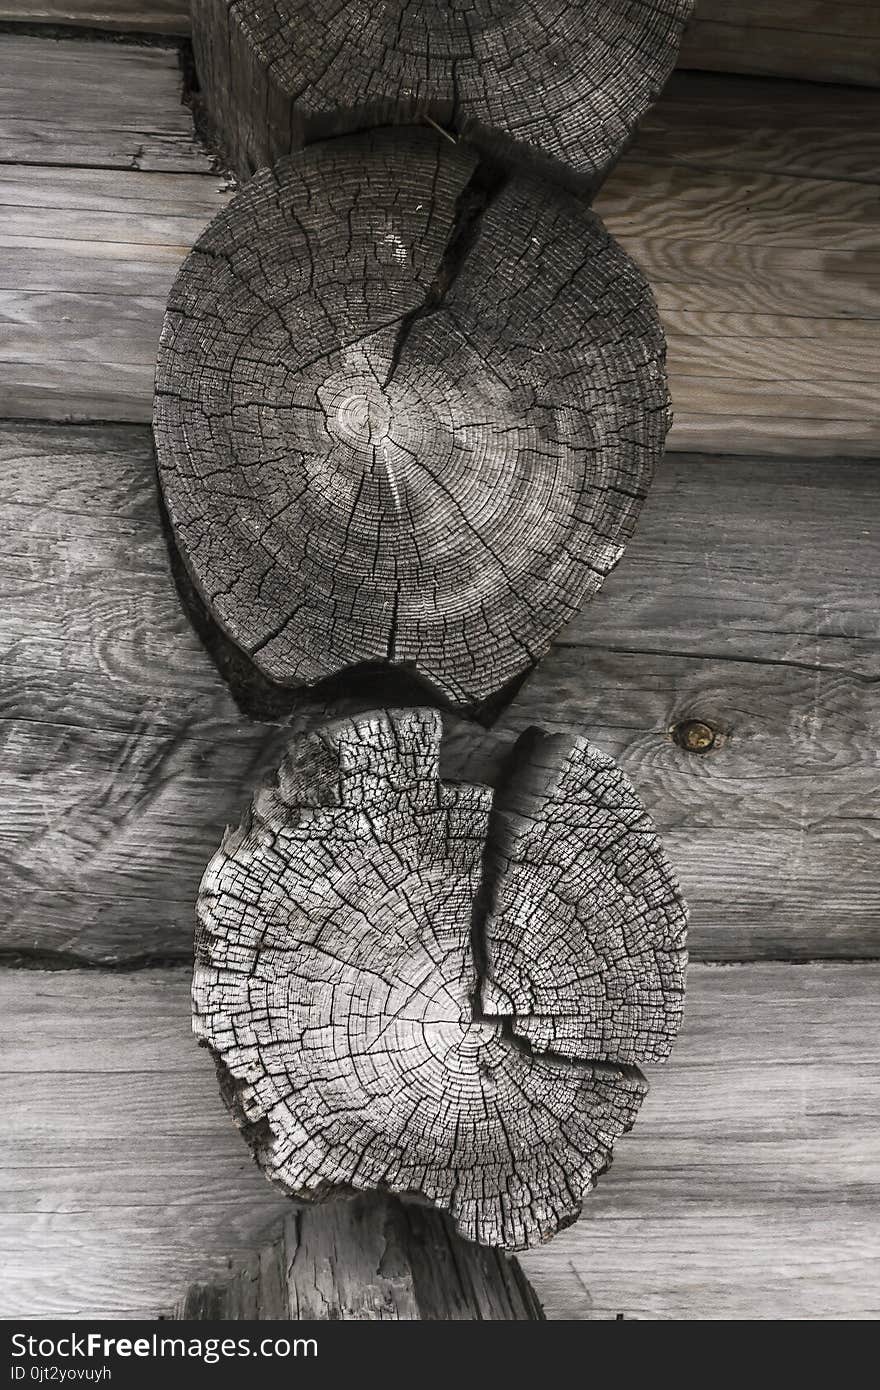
<box><xmin>7</xmin><ymin>2</ymin><xmax>875</xmax><ymax>86</ymax></box>
<box><xmin>638</xmin><ymin>72</ymin><xmax>880</xmax><ymax>184</ymax></box>
<box><xmin>1</xmin><ymin>423</ymin><xmax>876</xmax><ymax>964</ymax></box>
<box><xmin>0</xmin><ymin>35</ymin><xmax>211</xmax><ymax>171</ymax></box>
<box><xmin>593</xmin><ymin>134</ymin><xmax>880</xmax><ymax>457</ymax></box>
<box><xmin>493</xmin><ymin>450</ymin><xmax>880</xmax><ymax>961</ymax></box>
<box><xmin>0</xmin><ymin>422</ymin><xmax>290</xmax><ymax>963</ymax></box>
<box><xmin>520</xmin><ymin>961</ymin><xmax>880</xmax><ymax>1320</ymax></box>
<box><xmin>2</xmin><ymin>39</ymin><xmax>877</xmax><ymax>456</ymax></box>
<box><xmin>680</xmin><ymin>1</ymin><xmax>880</xmax><ymax>86</ymax></box>
<box><xmin>0</xmin><ymin>963</ymin><xmax>876</xmax><ymax>1319</ymax></box>
<box><xmin>0</xmin><ymin>2</ymin><xmax>188</xmax><ymax>31</ymax></box>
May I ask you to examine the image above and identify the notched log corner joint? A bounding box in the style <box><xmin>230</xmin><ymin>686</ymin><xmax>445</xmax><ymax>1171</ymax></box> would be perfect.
<box><xmin>193</xmin><ymin>708</ymin><xmax>688</xmax><ymax>1252</ymax></box>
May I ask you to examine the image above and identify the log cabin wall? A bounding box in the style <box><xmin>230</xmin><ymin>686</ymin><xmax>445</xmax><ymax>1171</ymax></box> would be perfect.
<box><xmin>0</xmin><ymin>4</ymin><xmax>878</xmax><ymax>1319</ymax></box>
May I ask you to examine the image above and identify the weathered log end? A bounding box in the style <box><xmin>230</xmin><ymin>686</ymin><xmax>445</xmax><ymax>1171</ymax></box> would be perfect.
<box><xmin>191</xmin><ymin>0</ymin><xmax>694</xmax><ymax>188</ymax></box>
<box><xmin>173</xmin><ymin>1198</ymin><xmax>545</xmax><ymax>1320</ymax></box>
<box><xmin>154</xmin><ymin>128</ymin><xmax>669</xmax><ymax>714</ymax></box>
<box><xmin>193</xmin><ymin>708</ymin><xmax>687</xmax><ymax>1251</ymax></box>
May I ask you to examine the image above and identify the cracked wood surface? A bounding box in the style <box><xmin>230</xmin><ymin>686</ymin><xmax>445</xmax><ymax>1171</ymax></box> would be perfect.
<box><xmin>2</xmin><ymin>423</ymin><xmax>877</xmax><ymax>965</ymax></box>
<box><xmin>3</xmin><ymin>36</ymin><xmax>878</xmax><ymax>456</ymax></box>
<box><xmin>481</xmin><ymin>729</ymin><xmax>687</xmax><ymax>1064</ymax></box>
<box><xmin>175</xmin><ymin>1198</ymin><xmax>544</xmax><ymax>1320</ymax></box>
<box><xmin>2</xmin><ymin>963</ymin><xmax>876</xmax><ymax>1318</ymax></box>
<box><xmin>154</xmin><ymin>128</ymin><xmax>668</xmax><ymax>710</ymax></box>
<box><xmin>8</xmin><ymin>2</ymin><xmax>875</xmax><ymax>89</ymax></box>
<box><xmin>191</xmin><ymin>0</ymin><xmax>693</xmax><ymax>186</ymax></box>
<box><xmin>193</xmin><ymin>708</ymin><xmax>684</xmax><ymax>1249</ymax></box>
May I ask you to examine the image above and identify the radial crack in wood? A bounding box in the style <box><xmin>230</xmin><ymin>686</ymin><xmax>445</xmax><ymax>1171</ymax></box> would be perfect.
<box><xmin>193</xmin><ymin>707</ymin><xmax>686</xmax><ymax>1249</ymax></box>
<box><xmin>191</xmin><ymin>0</ymin><xmax>694</xmax><ymax>187</ymax></box>
<box><xmin>174</xmin><ymin>1198</ymin><xmax>545</xmax><ymax>1319</ymax></box>
<box><xmin>479</xmin><ymin>728</ymin><xmax>688</xmax><ymax>1064</ymax></box>
<box><xmin>154</xmin><ymin>128</ymin><xmax>669</xmax><ymax>713</ymax></box>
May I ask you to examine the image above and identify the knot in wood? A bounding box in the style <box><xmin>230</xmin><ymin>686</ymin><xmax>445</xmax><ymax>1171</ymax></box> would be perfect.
<box><xmin>673</xmin><ymin>718</ymin><xmax>718</xmax><ymax>753</ymax></box>
<box><xmin>193</xmin><ymin>708</ymin><xmax>688</xmax><ymax>1249</ymax></box>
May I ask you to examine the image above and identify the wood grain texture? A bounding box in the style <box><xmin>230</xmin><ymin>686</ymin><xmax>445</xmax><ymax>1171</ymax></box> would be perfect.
<box><xmin>1</xmin><ymin>963</ymin><xmax>875</xmax><ymax>1319</ymax></box>
<box><xmin>0</xmin><ymin>421</ymin><xmax>291</xmax><ymax>963</ymax></box>
<box><xmin>680</xmin><ymin>1</ymin><xmax>880</xmax><ymax>86</ymax></box>
<box><xmin>594</xmin><ymin>79</ymin><xmax>880</xmax><ymax>458</ymax></box>
<box><xmin>175</xmin><ymin>1199</ymin><xmax>545</xmax><ymax>1320</ymax></box>
<box><xmin>0</xmin><ymin>154</ymin><xmax>230</xmax><ymax>421</ymax></box>
<box><xmin>10</xmin><ymin>2</ymin><xmax>874</xmax><ymax>85</ymax></box>
<box><xmin>0</xmin><ymin>2</ymin><xmax>188</xmax><ymax>29</ymax></box>
<box><xmin>2</xmin><ymin>37</ymin><xmax>876</xmax><ymax>456</ymax></box>
<box><xmin>1</xmin><ymin>423</ymin><xmax>876</xmax><ymax>964</ymax></box>
<box><xmin>190</xmin><ymin>0</ymin><xmax>692</xmax><ymax>186</ymax></box>
<box><xmin>490</xmin><ymin>449</ymin><xmax>880</xmax><ymax>962</ymax></box>
<box><xmin>0</xmin><ymin>35</ymin><xmax>211</xmax><ymax>171</ymax></box>
<box><xmin>192</xmin><ymin>709</ymin><xmax>683</xmax><ymax>1249</ymax></box>
<box><xmin>154</xmin><ymin>129</ymin><xmax>668</xmax><ymax>709</ymax></box>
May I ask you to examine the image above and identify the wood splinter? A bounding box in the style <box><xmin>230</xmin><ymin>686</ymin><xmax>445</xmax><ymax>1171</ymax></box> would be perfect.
<box><xmin>193</xmin><ymin>708</ymin><xmax>687</xmax><ymax>1251</ymax></box>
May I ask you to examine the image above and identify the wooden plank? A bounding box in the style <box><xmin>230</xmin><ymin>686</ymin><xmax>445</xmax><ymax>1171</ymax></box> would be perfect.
<box><xmin>492</xmin><ymin>450</ymin><xmax>880</xmax><ymax>962</ymax></box>
<box><xmin>1</xmin><ymin>963</ymin><xmax>876</xmax><ymax>1318</ymax></box>
<box><xmin>0</xmin><ymin>36</ymin><xmax>212</xmax><ymax>172</ymax></box>
<box><xmin>592</xmin><ymin>79</ymin><xmax>880</xmax><ymax>458</ymax></box>
<box><xmin>0</xmin><ymin>421</ymin><xmax>290</xmax><ymax>963</ymax></box>
<box><xmin>8</xmin><ymin>2</ymin><xmax>877</xmax><ymax>86</ymax></box>
<box><xmin>520</xmin><ymin>961</ymin><xmax>880</xmax><ymax>1320</ymax></box>
<box><xmin>1</xmin><ymin>423</ymin><xmax>876</xmax><ymax>964</ymax></box>
<box><xmin>636</xmin><ymin>72</ymin><xmax>880</xmax><ymax>183</ymax></box>
<box><xmin>0</xmin><ymin>155</ymin><xmax>230</xmax><ymax>420</ymax></box>
<box><xmin>0</xmin><ymin>2</ymin><xmax>189</xmax><ymax>31</ymax></box>
<box><xmin>1</xmin><ymin>42</ymin><xmax>876</xmax><ymax>454</ymax></box>
<box><xmin>680</xmin><ymin>1</ymin><xmax>880</xmax><ymax>86</ymax></box>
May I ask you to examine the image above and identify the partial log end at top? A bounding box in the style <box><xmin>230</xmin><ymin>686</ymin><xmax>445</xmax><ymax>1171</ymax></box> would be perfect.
<box><xmin>193</xmin><ymin>708</ymin><xmax>687</xmax><ymax>1250</ymax></box>
<box><xmin>192</xmin><ymin>0</ymin><xmax>695</xmax><ymax>186</ymax></box>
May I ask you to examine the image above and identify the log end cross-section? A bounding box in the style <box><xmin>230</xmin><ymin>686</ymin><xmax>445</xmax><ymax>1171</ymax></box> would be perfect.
<box><xmin>193</xmin><ymin>708</ymin><xmax>687</xmax><ymax>1250</ymax></box>
<box><xmin>154</xmin><ymin>128</ymin><xmax>670</xmax><ymax>713</ymax></box>
<box><xmin>192</xmin><ymin>0</ymin><xmax>695</xmax><ymax>186</ymax></box>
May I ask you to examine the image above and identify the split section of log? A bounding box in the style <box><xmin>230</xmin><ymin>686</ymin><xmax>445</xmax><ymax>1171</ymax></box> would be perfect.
<box><xmin>174</xmin><ymin>1198</ymin><xmax>544</xmax><ymax>1319</ymax></box>
<box><xmin>480</xmin><ymin>728</ymin><xmax>687</xmax><ymax>1064</ymax></box>
<box><xmin>193</xmin><ymin>708</ymin><xmax>686</xmax><ymax>1250</ymax></box>
<box><xmin>155</xmin><ymin>128</ymin><xmax>669</xmax><ymax>712</ymax></box>
<box><xmin>192</xmin><ymin>0</ymin><xmax>694</xmax><ymax>186</ymax></box>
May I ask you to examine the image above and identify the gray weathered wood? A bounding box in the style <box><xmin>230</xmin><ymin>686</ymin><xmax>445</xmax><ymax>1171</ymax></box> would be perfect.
<box><xmin>12</xmin><ymin>0</ymin><xmax>876</xmax><ymax>90</ymax></box>
<box><xmin>2</xmin><ymin>423</ymin><xmax>877</xmax><ymax>964</ymax></box>
<box><xmin>0</xmin><ymin>1</ymin><xmax>189</xmax><ymax>29</ymax></box>
<box><xmin>481</xmin><ymin>725</ymin><xmax>687</xmax><ymax>1062</ymax></box>
<box><xmin>191</xmin><ymin>0</ymin><xmax>693</xmax><ymax>185</ymax></box>
<box><xmin>3</xmin><ymin>37</ymin><xmax>877</xmax><ymax>456</ymax></box>
<box><xmin>155</xmin><ymin>128</ymin><xmax>668</xmax><ymax>711</ymax></box>
<box><xmin>1</xmin><ymin>964</ymin><xmax>876</xmax><ymax>1318</ymax></box>
<box><xmin>175</xmin><ymin>1199</ymin><xmax>544</xmax><ymax>1320</ymax></box>
<box><xmin>594</xmin><ymin>132</ymin><xmax>880</xmax><ymax>458</ymax></box>
<box><xmin>635</xmin><ymin>72</ymin><xmax>880</xmax><ymax>185</ymax></box>
<box><xmin>679</xmin><ymin>1</ymin><xmax>880</xmax><ymax>87</ymax></box>
<box><xmin>0</xmin><ymin>36</ymin><xmax>211</xmax><ymax>172</ymax></box>
<box><xmin>194</xmin><ymin>709</ymin><xmax>683</xmax><ymax>1248</ymax></box>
